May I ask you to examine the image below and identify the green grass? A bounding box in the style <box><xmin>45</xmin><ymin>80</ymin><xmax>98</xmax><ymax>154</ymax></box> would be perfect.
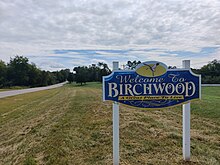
<box><xmin>66</xmin><ymin>81</ymin><xmax>102</xmax><ymax>89</ymax></box>
<box><xmin>0</xmin><ymin>86</ymin><xmax>29</xmax><ymax>91</ymax></box>
<box><xmin>0</xmin><ymin>83</ymin><xmax>219</xmax><ymax>165</ymax></box>
<box><xmin>23</xmin><ymin>156</ymin><xmax>37</xmax><ymax>165</ymax></box>
<box><xmin>192</xmin><ymin>87</ymin><xmax>220</xmax><ymax>120</ymax></box>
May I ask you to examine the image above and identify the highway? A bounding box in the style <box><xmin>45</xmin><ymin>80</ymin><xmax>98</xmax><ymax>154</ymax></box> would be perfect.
<box><xmin>0</xmin><ymin>82</ymin><xmax>67</xmax><ymax>99</ymax></box>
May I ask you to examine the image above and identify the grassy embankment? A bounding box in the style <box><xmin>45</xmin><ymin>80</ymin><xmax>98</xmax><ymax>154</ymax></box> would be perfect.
<box><xmin>0</xmin><ymin>86</ymin><xmax>29</xmax><ymax>92</ymax></box>
<box><xmin>0</xmin><ymin>82</ymin><xmax>219</xmax><ymax>165</ymax></box>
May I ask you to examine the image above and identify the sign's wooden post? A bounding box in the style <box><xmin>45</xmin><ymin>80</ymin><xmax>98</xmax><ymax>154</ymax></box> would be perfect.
<box><xmin>112</xmin><ymin>61</ymin><xmax>119</xmax><ymax>165</ymax></box>
<box><xmin>182</xmin><ymin>60</ymin><xmax>191</xmax><ymax>161</ymax></box>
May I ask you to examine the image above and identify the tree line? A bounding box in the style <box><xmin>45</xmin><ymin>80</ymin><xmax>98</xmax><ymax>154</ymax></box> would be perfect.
<box><xmin>0</xmin><ymin>56</ymin><xmax>70</xmax><ymax>88</ymax></box>
<box><xmin>0</xmin><ymin>56</ymin><xmax>219</xmax><ymax>88</ymax></box>
<box><xmin>192</xmin><ymin>59</ymin><xmax>220</xmax><ymax>84</ymax></box>
<box><xmin>0</xmin><ymin>55</ymin><xmax>112</xmax><ymax>88</ymax></box>
<box><xmin>68</xmin><ymin>62</ymin><xmax>111</xmax><ymax>85</ymax></box>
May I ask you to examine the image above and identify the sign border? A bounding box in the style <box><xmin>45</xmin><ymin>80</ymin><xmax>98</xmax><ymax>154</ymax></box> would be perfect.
<box><xmin>103</xmin><ymin>68</ymin><xmax>201</xmax><ymax>109</ymax></box>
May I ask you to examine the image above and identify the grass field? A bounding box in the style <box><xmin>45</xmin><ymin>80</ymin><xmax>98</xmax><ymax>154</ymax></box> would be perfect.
<box><xmin>0</xmin><ymin>82</ymin><xmax>219</xmax><ymax>165</ymax></box>
<box><xmin>0</xmin><ymin>86</ymin><xmax>29</xmax><ymax>92</ymax></box>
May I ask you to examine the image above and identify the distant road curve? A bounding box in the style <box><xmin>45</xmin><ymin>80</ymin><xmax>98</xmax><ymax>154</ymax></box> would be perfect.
<box><xmin>202</xmin><ymin>84</ymin><xmax>220</xmax><ymax>87</ymax></box>
<box><xmin>0</xmin><ymin>82</ymin><xmax>67</xmax><ymax>99</ymax></box>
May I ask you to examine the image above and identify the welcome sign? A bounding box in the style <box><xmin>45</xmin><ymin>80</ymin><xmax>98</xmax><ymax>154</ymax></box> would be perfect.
<box><xmin>103</xmin><ymin>61</ymin><xmax>201</xmax><ymax>109</ymax></box>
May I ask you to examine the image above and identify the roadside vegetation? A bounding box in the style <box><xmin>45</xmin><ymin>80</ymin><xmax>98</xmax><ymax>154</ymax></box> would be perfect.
<box><xmin>0</xmin><ymin>56</ymin><xmax>111</xmax><ymax>88</ymax></box>
<box><xmin>1</xmin><ymin>57</ymin><xmax>219</xmax><ymax>90</ymax></box>
<box><xmin>0</xmin><ymin>82</ymin><xmax>219</xmax><ymax>165</ymax></box>
<box><xmin>192</xmin><ymin>59</ymin><xmax>220</xmax><ymax>84</ymax></box>
<box><xmin>0</xmin><ymin>56</ymin><xmax>69</xmax><ymax>88</ymax></box>
<box><xmin>0</xmin><ymin>86</ymin><xmax>29</xmax><ymax>91</ymax></box>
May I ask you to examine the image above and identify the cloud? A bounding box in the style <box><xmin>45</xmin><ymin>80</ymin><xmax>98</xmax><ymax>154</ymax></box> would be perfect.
<box><xmin>0</xmin><ymin>0</ymin><xmax>220</xmax><ymax>70</ymax></box>
<box><xmin>32</xmin><ymin>58</ymin><xmax>66</xmax><ymax>71</ymax></box>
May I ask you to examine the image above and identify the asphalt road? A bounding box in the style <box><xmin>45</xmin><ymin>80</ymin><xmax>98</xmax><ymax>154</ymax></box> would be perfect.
<box><xmin>202</xmin><ymin>84</ymin><xmax>220</xmax><ymax>87</ymax></box>
<box><xmin>0</xmin><ymin>82</ymin><xmax>67</xmax><ymax>99</ymax></box>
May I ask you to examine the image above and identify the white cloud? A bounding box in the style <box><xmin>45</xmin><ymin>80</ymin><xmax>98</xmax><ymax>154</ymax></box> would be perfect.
<box><xmin>0</xmin><ymin>0</ymin><xmax>220</xmax><ymax>70</ymax></box>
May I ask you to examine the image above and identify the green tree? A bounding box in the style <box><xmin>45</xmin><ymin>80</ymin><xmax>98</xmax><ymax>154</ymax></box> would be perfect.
<box><xmin>28</xmin><ymin>63</ymin><xmax>42</xmax><ymax>87</ymax></box>
<box><xmin>74</xmin><ymin>66</ymin><xmax>89</xmax><ymax>85</ymax></box>
<box><xmin>193</xmin><ymin>59</ymin><xmax>220</xmax><ymax>84</ymax></box>
<box><xmin>60</xmin><ymin>69</ymin><xmax>70</xmax><ymax>82</ymax></box>
<box><xmin>53</xmin><ymin>71</ymin><xmax>64</xmax><ymax>83</ymax></box>
<box><xmin>88</xmin><ymin>64</ymin><xmax>99</xmax><ymax>82</ymax></box>
<box><xmin>39</xmin><ymin>71</ymin><xmax>49</xmax><ymax>86</ymax></box>
<box><xmin>7</xmin><ymin>56</ymin><xmax>30</xmax><ymax>86</ymax></box>
<box><xmin>126</xmin><ymin>60</ymin><xmax>141</xmax><ymax>70</ymax></box>
<box><xmin>67</xmin><ymin>72</ymin><xmax>75</xmax><ymax>83</ymax></box>
<box><xmin>0</xmin><ymin>60</ymin><xmax>7</xmax><ymax>87</ymax></box>
<box><xmin>47</xmin><ymin>72</ymin><xmax>57</xmax><ymax>85</ymax></box>
<box><xmin>98</xmin><ymin>62</ymin><xmax>111</xmax><ymax>82</ymax></box>
<box><xmin>0</xmin><ymin>56</ymin><xmax>72</xmax><ymax>88</ymax></box>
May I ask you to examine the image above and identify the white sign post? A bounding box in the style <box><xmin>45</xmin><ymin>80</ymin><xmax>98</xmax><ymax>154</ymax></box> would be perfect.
<box><xmin>182</xmin><ymin>60</ymin><xmax>191</xmax><ymax>161</ymax></box>
<box><xmin>113</xmin><ymin>61</ymin><xmax>119</xmax><ymax>165</ymax></box>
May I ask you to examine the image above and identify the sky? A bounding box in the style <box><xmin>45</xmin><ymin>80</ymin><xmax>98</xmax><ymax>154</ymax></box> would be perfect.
<box><xmin>0</xmin><ymin>0</ymin><xmax>220</xmax><ymax>71</ymax></box>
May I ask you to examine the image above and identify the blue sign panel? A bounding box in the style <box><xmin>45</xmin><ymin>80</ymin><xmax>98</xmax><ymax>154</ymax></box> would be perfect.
<box><xmin>103</xmin><ymin>61</ymin><xmax>201</xmax><ymax>109</ymax></box>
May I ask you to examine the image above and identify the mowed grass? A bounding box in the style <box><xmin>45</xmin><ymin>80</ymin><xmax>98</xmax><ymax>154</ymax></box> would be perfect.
<box><xmin>0</xmin><ymin>83</ymin><xmax>219</xmax><ymax>165</ymax></box>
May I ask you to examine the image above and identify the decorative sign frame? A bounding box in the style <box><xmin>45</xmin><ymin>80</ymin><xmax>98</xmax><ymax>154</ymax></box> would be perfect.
<box><xmin>103</xmin><ymin>61</ymin><xmax>201</xmax><ymax>109</ymax></box>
